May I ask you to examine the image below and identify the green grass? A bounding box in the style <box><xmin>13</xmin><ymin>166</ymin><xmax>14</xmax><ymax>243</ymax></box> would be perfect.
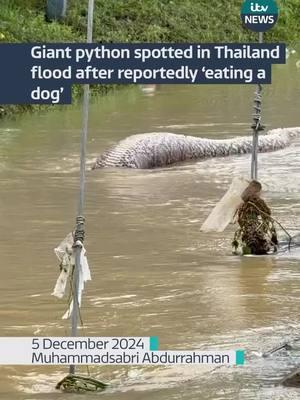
<box><xmin>0</xmin><ymin>0</ymin><xmax>299</xmax><ymax>118</ymax></box>
<box><xmin>67</xmin><ymin>0</ymin><xmax>300</xmax><ymax>43</ymax></box>
<box><xmin>0</xmin><ymin>1</ymin><xmax>76</xmax><ymax>42</ymax></box>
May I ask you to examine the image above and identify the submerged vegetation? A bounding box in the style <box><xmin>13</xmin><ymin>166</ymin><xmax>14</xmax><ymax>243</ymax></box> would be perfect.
<box><xmin>0</xmin><ymin>0</ymin><xmax>299</xmax><ymax>118</ymax></box>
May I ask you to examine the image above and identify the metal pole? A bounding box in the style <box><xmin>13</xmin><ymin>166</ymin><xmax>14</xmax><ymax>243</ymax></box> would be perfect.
<box><xmin>69</xmin><ymin>0</ymin><xmax>94</xmax><ymax>375</ymax></box>
<box><xmin>251</xmin><ymin>32</ymin><xmax>263</xmax><ymax>180</ymax></box>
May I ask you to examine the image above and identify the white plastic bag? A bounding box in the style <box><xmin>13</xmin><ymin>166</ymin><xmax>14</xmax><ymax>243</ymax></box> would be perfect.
<box><xmin>52</xmin><ymin>233</ymin><xmax>91</xmax><ymax>319</ymax></box>
<box><xmin>52</xmin><ymin>233</ymin><xmax>74</xmax><ymax>299</ymax></box>
<box><xmin>201</xmin><ymin>177</ymin><xmax>249</xmax><ymax>233</ymax></box>
<box><xmin>62</xmin><ymin>243</ymin><xmax>91</xmax><ymax>319</ymax></box>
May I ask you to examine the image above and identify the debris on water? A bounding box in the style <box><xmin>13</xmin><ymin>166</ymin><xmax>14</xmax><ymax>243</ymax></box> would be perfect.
<box><xmin>232</xmin><ymin>180</ymin><xmax>278</xmax><ymax>255</ymax></box>
<box><xmin>262</xmin><ymin>342</ymin><xmax>293</xmax><ymax>358</ymax></box>
<box><xmin>200</xmin><ymin>178</ymin><xmax>284</xmax><ymax>256</ymax></box>
<box><xmin>280</xmin><ymin>368</ymin><xmax>300</xmax><ymax>388</ymax></box>
<box><xmin>56</xmin><ymin>374</ymin><xmax>108</xmax><ymax>393</ymax></box>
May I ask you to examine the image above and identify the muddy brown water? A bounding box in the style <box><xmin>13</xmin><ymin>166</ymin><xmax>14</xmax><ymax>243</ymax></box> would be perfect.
<box><xmin>0</xmin><ymin>56</ymin><xmax>300</xmax><ymax>399</ymax></box>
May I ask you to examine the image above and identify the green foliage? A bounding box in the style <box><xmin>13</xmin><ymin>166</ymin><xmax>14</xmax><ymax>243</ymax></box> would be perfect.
<box><xmin>1</xmin><ymin>0</ymin><xmax>299</xmax><ymax>44</ymax></box>
<box><xmin>267</xmin><ymin>0</ymin><xmax>300</xmax><ymax>45</ymax></box>
<box><xmin>0</xmin><ymin>1</ymin><xmax>76</xmax><ymax>42</ymax></box>
<box><xmin>65</xmin><ymin>0</ymin><xmax>300</xmax><ymax>44</ymax></box>
<box><xmin>10</xmin><ymin>0</ymin><xmax>45</xmax><ymax>10</ymax></box>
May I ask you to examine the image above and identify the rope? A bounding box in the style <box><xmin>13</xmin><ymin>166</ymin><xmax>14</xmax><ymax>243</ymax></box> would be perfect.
<box><xmin>69</xmin><ymin>0</ymin><xmax>95</xmax><ymax>376</ymax></box>
<box><xmin>251</xmin><ymin>32</ymin><xmax>265</xmax><ymax>180</ymax></box>
<box><xmin>74</xmin><ymin>216</ymin><xmax>85</xmax><ymax>243</ymax></box>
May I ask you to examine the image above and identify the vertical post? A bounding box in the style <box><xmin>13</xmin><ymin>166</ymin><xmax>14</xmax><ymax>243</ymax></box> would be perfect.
<box><xmin>69</xmin><ymin>0</ymin><xmax>94</xmax><ymax>375</ymax></box>
<box><xmin>251</xmin><ymin>32</ymin><xmax>263</xmax><ymax>180</ymax></box>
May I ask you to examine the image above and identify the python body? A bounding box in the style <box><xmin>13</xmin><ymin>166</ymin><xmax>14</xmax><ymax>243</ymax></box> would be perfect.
<box><xmin>93</xmin><ymin>127</ymin><xmax>300</xmax><ymax>169</ymax></box>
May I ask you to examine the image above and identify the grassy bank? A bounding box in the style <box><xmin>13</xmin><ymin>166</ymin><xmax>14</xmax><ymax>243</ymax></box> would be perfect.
<box><xmin>0</xmin><ymin>0</ymin><xmax>299</xmax><ymax>118</ymax></box>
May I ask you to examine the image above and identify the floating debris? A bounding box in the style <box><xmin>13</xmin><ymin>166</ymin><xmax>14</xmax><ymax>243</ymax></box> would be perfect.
<box><xmin>262</xmin><ymin>342</ymin><xmax>293</xmax><ymax>358</ymax></box>
<box><xmin>56</xmin><ymin>374</ymin><xmax>108</xmax><ymax>393</ymax></box>
<box><xmin>281</xmin><ymin>368</ymin><xmax>300</xmax><ymax>388</ymax></box>
<box><xmin>232</xmin><ymin>180</ymin><xmax>278</xmax><ymax>255</ymax></box>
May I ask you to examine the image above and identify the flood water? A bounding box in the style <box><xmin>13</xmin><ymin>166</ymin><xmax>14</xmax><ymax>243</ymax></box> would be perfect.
<box><xmin>0</xmin><ymin>55</ymin><xmax>300</xmax><ymax>399</ymax></box>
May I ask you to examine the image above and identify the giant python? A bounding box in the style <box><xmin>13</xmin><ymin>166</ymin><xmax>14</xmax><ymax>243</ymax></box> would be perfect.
<box><xmin>93</xmin><ymin>127</ymin><xmax>300</xmax><ymax>169</ymax></box>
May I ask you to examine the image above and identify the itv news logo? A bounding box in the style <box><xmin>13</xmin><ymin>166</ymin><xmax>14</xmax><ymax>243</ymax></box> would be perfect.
<box><xmin>241</xmin><ymin>0</ymin><xmax>279</xmax><ymax>32</ymax></box>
